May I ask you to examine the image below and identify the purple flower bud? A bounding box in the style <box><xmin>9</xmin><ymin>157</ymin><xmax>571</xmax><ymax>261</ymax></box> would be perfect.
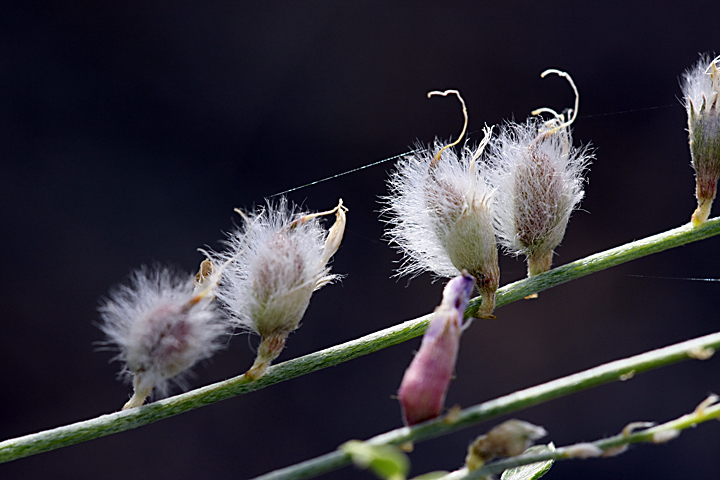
<box><xmin>682</xmin><ymin>54</ymin><xmax>720</xmax><ymax>225</ymax></box>
<box><xmin>398</xmin><ymin>273</ymin><xmax>475</xmax><ymax>425</ymax></box>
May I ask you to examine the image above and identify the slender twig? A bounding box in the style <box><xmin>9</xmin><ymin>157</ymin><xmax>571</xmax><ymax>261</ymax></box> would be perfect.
<box><xmin>252</xmin><ymin>332</ymin><xmax>720</xmax><ymax>480</ymax></box>
<box><xmin>441</xmin><ymin>397</ymin><xmax>720</xmax><ymax>479</ymax></box>
<box><xmin>1</xmin><ymin>218</ymin><xmax>719</xmax><ymax>465</ymax></box>
<box><xmin>468</xmin><ymin>216</ymin><xmax>720</xmax><ymax>316</ymax></box>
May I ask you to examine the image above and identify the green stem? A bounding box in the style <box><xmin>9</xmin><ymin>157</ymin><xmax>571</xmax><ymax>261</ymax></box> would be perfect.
<box><xmin>0</xmin><ymin>218</ymin><xmax>719</xmax><ymax>464</ymax></box>
<box><xmin>444</xmin><ymin>398</ymin><xmax>720</xmax><ymax>479</ymax></box>
<box><xmin>468</xmin><ymin>216</ymin><xmax>720</xmax><ymax>317</ymax></box>
<box><xmin>253</xmin><ymin>332</ymin><xmax>720</xmax><ymax>480</ymax></box>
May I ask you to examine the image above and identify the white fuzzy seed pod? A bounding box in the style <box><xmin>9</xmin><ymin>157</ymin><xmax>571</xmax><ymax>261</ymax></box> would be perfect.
<box><xmin>217</xmin><ymin>198</ymin><xmax>347</xmax><ymax>379</ymax></box>
<box><xmin>99</xmin><ymin>266</ymin><xmax>228</xmax><ymax>409</ymax></box>
<box><xmin>384</xmin><ymin>130</ymin><xmax>499</xmax><ymax>318</ymax></box>
<box><xmin>489</xmin><ymin>70</ymin><xmax>591</xmax><ymax>277</ymax></box>
<box><xmin>682</xmin><ymin>54</ymin><xmax>720</xmax><ymax>225</ymax></box>
<box><xmin>489</xmin><ymin>119</ymin><xmax>590</xmax><ymax>275</ymax></box>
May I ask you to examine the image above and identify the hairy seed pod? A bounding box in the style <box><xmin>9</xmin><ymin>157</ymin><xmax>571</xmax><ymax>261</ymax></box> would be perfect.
<box><xmin>682</xmin><ymin>54</ymin><xmax>720</xmax><ymax>225</ymax></box>
<box><xmin>99</xmin><ymin>265</ymin><xmax>228</xmax><ymax>409</ymax></box>
<box><xmin>384</xmin><ymin>131</ymin><xmax>499</xmax><ymax>317</ymax></box>
<box><xmin>489</xmin><ymin>119</ymin><xmax>590</xmax><ymax>275</ymax></box>
<box><xmin>489</xmin><ymin>70</ymin><xmax>591</xmax><ymax>277</ymax></box>
<box><xmin>217</xmin><ymin>198</ymin><xmax>347</xmax><ymax>379</ymax></box>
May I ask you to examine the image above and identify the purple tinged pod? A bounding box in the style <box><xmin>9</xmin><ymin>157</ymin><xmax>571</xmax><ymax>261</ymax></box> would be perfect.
<box><xmin>398</xmin><ymin>272</ymin><xmax>475</xmax><ymax>425</ymax></box>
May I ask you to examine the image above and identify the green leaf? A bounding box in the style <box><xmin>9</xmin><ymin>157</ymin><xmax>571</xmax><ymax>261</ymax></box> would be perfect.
<box><xmin>342</xmin><ymin>440</ymin><xmax>410</xmax><ymax>480</ymax></box>
<box><xmin>501</xmin><ymin>443</ymin><xmax>555</xmax><ymax>480</ymax></box>
<box><xmin>410</xmin><ymin>472</ymin><xmax>449</xmax><ymax>480</ymax></box>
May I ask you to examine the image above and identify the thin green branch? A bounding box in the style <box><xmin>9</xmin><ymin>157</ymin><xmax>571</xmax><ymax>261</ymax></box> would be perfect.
<box><xmin>468</xmin><ymin>216</ymin><xmax>720</xmax><ymax>316</ymax></box>
<box><xmin>253</xmin><ymin>331</ymin><xmax>720</xmax><ymax>480</ymax></box>
<box><xmin>1</xmin><ymin>217</ymin><xmax>719</xmax><ymax>464</ymax></box>
<box><xmin>443</xmin><ymin>397</ymin><xmax>720</xmax><ymax>479</ymax></box>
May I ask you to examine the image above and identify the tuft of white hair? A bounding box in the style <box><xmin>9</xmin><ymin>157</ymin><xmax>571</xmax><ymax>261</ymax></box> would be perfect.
<box><xmin>216</xmin><ymin>198</ymin><xmax>340</xmax><ymax>339</ymax></box>
<box><xmin>682</xmin><ymin>54</ymin><xmax>720</xmax><ymax>116</ymax></box>
<box><xmin>488</xmin><ymin>118</ymin><xmax>591</xmax><ymax>270</ymax></box>
<box><xmin>99</xmin><ymin>267</ymin><xmax>227</xmax><ymax>399</ymax></box>
<box><xmin>383</xmin><ymin>141</ymin><xmax>496</xmax><ymax>281</ymax></box>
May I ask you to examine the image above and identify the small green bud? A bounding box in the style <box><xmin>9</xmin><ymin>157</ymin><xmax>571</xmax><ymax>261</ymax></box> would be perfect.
<box><xmin>465</xmin><ymin>419</ymin><xmax>547</xmax><ymax>471</ymax></box>
<box><xmin>342</xmin><ymin>441</ymin><xmax>410</xmax><ymax>480</ymax></box>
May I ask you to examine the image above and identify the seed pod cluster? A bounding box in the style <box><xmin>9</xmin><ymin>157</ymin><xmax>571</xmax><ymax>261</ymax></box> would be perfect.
<box><xmin>100</xmin><ymin>199</ymin><xmax>347</xmax><ymax>407</ymax></box>
<box><xmin>385</xmin><ymin>72</ymin><xmax>591</xmax><ymax>321</ymax></box>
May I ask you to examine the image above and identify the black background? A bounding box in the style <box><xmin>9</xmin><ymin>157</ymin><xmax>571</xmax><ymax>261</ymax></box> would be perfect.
<box><xmin>2</xmin><ymin>2</ymin><xmax>720</xmax><ymax>479</ymax></box>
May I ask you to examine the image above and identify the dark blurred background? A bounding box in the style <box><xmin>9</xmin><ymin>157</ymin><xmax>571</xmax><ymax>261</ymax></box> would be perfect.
<box><xmin>2</xmin><ymin>2</ymin><xmax>720</xmax><ymax>479</ymax></box>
